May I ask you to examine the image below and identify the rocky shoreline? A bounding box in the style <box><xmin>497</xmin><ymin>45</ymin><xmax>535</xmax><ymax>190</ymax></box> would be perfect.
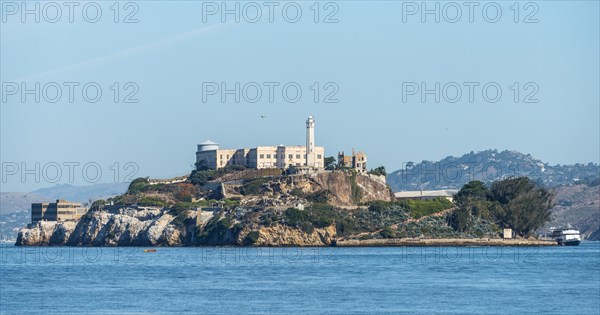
<box><xmin>14</xmin><ymin>171</ymin><xmax>565</xmax><ymax>248</ymax></box>
<box><xmin>15</xmin><ymin>216</ymin><xmax>556</xmax><ymax>247</ymax></box>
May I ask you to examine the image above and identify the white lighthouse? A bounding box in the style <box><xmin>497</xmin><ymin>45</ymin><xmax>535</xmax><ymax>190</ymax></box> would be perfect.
<box><xmin>306</xmin><ymin>115</ymin><xmax>316</xmax><ymax>167</ymax></box>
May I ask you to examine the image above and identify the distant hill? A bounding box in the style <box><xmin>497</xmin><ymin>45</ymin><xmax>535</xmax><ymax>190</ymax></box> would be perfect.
<box><xmin>31</xmin><ymin>183</ymin><xmax>129</xmax><ymax>204</ymax></box>
<box><xmin>0</xmin><ymin>192</ymin><xmax>53</xmax><ymax>214</ymax></box>
<box><xmin>387</xmin><ymin>149</ymin><xmax>599</xmax><ymax>191</ymax></box>
<box><xmin>0</xmin><ymin>210</ymin><xmax>29</xmax><ymax>241</ymax></box>
<box><xmin>1</xmin><ymin>183</ymin><xmax>128</xmax><ymax>215</ymax></box>
<box><xmin>547</xmin><ymin>184</ymin><xmax>600</xmax><ymax>240</ymax></box>
<box><xmin>0</xmin><ymin>183</ymin><xmax>129</xmax><ymax>240</ymax></box>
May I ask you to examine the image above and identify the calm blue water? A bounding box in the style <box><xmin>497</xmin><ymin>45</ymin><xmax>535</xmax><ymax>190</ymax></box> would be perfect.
<box><xmin>1</xmin><ymin>243</ymin><xmax>599</xmax><ymax>314</ymax></box>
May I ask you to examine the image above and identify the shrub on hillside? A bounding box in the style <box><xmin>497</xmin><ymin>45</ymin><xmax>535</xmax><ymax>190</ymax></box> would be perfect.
<box><xmin>240</xmin><ymin>178</ymin><xmax>270</xmax><ymax>195</ymax></box>
<box><xmin>401</xmin><ymin>198</ymin><xmax>453</xmax><ymax>219</ymax></box>
<box><xmin>243</xmin><ymin>231</ymin><xmax>260</xmax><ymax>245</ymax></box>
<box><xmin>127</xmin><ymin>177</ymin><xmax>150</xmax><ymax>194</ymax></box>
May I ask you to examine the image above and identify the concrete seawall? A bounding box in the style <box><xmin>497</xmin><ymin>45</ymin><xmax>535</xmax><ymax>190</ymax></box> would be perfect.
<box><xmin>336</xmin><ymin>238</ymin><xmax>558</xmax><ymax>247</ymax></box>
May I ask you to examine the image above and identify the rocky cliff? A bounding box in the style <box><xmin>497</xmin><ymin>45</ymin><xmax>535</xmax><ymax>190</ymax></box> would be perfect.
<box><xmin>15</xmin><ymin>207</ymin><xmax>340</xmax><ymax>247</ymax></box>
<box><xmin>245</xmin><ymin>171</ymin><xmax>393</xmax><ymax>207</ymax></box>
<box><xmin>16</xmin><ymin>170</ymin><xmax>461</xmax><ymax>247</ymax></box>
<box><xmin>16</xmin><ymin>207</ymin><xmax>184</xmax><ymax>246</ymax></box>
<box><xmin>255</xmin><ymin>224</ymin><xmax>337</xmax><ymax>246</ymax></box>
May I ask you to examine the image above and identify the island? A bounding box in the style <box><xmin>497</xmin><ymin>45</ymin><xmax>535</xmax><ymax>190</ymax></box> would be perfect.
<box><xmin>16</xmin><ymin>116</ymin><xmax>557</xmax><ymax>247</ymax></box>
<box><xmin>16</xmin><ymin>168</ymin><xmax>557</xmax><ymax>247</ymax></box>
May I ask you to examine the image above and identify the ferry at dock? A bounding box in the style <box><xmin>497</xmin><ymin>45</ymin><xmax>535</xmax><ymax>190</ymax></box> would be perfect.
<box><xmin>551</xmin><ymin>229</ymin><xmax>581</xmax><ymax>246</ymax></box>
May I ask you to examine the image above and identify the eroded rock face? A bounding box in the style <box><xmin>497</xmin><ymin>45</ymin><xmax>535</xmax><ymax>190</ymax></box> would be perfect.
<box><xmin>16</xmin><ymin>208</ymin><xmax>189</xmax><ymax>247</ymax></box>
<box><xmin>263</xmin><ymin>171</ymin><xmax>394</xmax><ymax>207</ymax></box>
<box><xmin>16</xmin><ymin>212</ymin><xmax>339</xmax><ymax>247</ymax></box>
<box><xmin>255</xmin><ymin>224</ymin><xmax>337</xmax><ymax>246</ymax></box>
<box><xmin>312</xmin><ymin>172</ymin><xmax>394</xmax><ymax>206</ymax></box>
<box><xmin>49</xmin><ymin>221</ymin><xmax>77</xmax><ymax>245</ymax></box>
<box><xmin>16</xmin><ymin>221</ymin><xmax>63</xmax><ymax>246</ymax></box>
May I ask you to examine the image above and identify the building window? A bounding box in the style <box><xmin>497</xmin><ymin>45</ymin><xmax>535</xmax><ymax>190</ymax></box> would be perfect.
<box><xmin>288</xmin><ymin>154</ymin><xmax>293</xmax><ymax>159</ymax></box>
<box><xmin>260</xmin><ymin>154</ymin><xmax>264</xmax><ymax>159</ymax></box>
<box><xmin>296</xmin><ymin>154</ymin><xmax>301</xmax><ymax>159</ymax></box>
<box><xmin>317</xmin><ymin>155</ymin><xmax>322</xmax><ymax>159</ymax></box>
<box><xmin>220</xmin><ymin>155</ymin><xmax>223</xmax><ymax>159</ymax></box>
<box><xmin>267</xmin><ymin>154</ymin><xmax>271</xmax><ymax>159</ymax></box>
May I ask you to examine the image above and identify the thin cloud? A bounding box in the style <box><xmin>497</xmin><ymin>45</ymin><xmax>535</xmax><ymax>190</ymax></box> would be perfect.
<box><xmin>13</xmin><ymin>22</ymin><xmax>232</xmax><ymax>81</ymax></box>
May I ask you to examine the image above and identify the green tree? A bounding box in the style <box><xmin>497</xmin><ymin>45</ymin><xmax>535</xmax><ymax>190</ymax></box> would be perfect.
<box><xmin>488</xmin><ymin>177</ymin><xmax>554</xmax><ymax>237</ymax></box>
<box><xmin>448</xmin><ymin>181</ymin><xmax>492</xmax><ymax>232</ymax></box>
<box><xmin>453</xmin><ymin>180</ymin><xmax>488</xmax><ymax>205</ymax></box>
<box><xmin>448</xmin><ymin>199</ymin><xmax>495</xmax><ymax>232</ymax></box>
<box><xmin>195</xmin><ymin>160</ymin><xmax>209</xmax><ymax>171</ymax></box>
<box><xmin>369</xmin><ymin>166</ymin><xmax>387</xmax><ymax>177</ymax></box>
<box><xmin>448</xmin><ymin>206</ymin><xmax>472</xmax><ymax>232</ymax></box>
<box><xmin>324</xmin><ymin>156</ymin><xmax>337</xmax><ymax>170</ymax></box>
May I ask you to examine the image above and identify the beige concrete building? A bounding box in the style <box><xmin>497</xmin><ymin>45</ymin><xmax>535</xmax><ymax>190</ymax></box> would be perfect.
<box><xmin>338</xmin><ymin>150</ymin><xmax>368</xmax><ymax>172</ymax></box>
<box><xmin>196</xmin><ymin>116</ymin><xmax>325</xmax><ymax>170</ymax></box>
<box><xmin>31</xmin><ymin>200</ymin><xmax>87</xmax><ymax>223</ymax></box>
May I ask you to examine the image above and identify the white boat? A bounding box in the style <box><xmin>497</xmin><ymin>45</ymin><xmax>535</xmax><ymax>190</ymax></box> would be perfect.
<box><xmin>551</xmin><ymin>229</ymin><xmax>581</xmax><ymax>246</ymax></box>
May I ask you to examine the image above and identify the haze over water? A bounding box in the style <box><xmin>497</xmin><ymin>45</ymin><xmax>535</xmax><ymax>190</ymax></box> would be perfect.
<box><xmin>1</xmin><ymin>243</ymin><xmax>598</xmax><ymax>314</ymax></box>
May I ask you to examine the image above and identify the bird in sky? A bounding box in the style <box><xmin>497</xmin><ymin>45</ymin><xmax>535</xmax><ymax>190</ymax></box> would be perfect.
<box><xmin>261</xmin><ymin>115</ymin><xmax>266</xmax><ymax>118</ymax></box>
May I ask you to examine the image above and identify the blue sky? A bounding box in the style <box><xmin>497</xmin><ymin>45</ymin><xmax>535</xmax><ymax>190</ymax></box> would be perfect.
<box><xmin>1</xmin><ymin>1</ymin><xmax>599</xmax><ymax>192</ymax></box>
